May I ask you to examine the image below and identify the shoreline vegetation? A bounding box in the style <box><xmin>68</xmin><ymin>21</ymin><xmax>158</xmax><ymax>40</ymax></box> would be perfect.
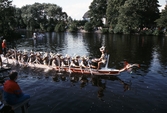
<box><xmin>0</xmin><ymin>0</ymin><xmax>167</xmax><ymax>40</ymax></box>
<box><xmin>16</xmin><ymin>28</ymin><xmax>167</xmax><ymax>37</ymax></box>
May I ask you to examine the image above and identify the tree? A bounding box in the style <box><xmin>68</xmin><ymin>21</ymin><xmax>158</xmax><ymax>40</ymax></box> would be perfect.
<box><xmin>68</xmin><ymin>22</ymin><xmax>78</xmax><ymax>32</ymax></box>
<box><xmin>0</xmin><ymin>0</ymin><xmax>16</xmax><ymax>37</ymax></box>
<box><xmin>89</xmin><ymin>0</ymin><xmax>107</xmax><ymax>27</ymax></box>
<box><xmin>139</xmin><ymin>0</ymin><xmax>160</xmax><ymax>28</ymax></box>
<box><xmin>115</xmin><ymin>0</ymin><xmax>142</xmax><ymax>34</ymax></box>
<box><xmin>20</xmin><ymin>3</ymin><xmax>68</xmax><ymax>32</ymax></box>
<box><xmin>106</xmin><ymin>0</ymin><xmax>126</xmax><ymax>28</ymax></box>
<box><xmin>155</xmin><ymin>5</ymin><xmax>167</xmax><ymax>28</ymax></box>
<box><xmin>84</xmin><ymin>22</ymin><xmax>93</xmax><ymax>32</ymax></box>
<box><xmin>54</xmin><ymin>21</ymin><xmax>66</xmax><ymax>32</ymax></box>
<box><xmin>106</xmin><ymin>0</ymin><xmax>160</xmax><ymax>34</ymax></box>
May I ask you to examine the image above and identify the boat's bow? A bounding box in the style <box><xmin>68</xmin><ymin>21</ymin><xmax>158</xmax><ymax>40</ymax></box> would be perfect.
<box><xmin>119</xmin><ymin>62</ymin><xmax>140</xmax><ymax>73</ymax></box>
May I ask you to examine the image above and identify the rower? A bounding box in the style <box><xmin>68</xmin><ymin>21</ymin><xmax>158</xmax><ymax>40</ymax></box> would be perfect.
<box><xmin>29</xmin><ymin>50</ymin><xmax>36</xmax><ymax>63</ymax></box>
<box><xmin>35</xmin><ymin>52</ymin><xmax>42</xmax><ymax>64</ymax></box>
<box><xmin>51</xmin><ymin>53</ymin><xmax>62</xmax><ymax>71</ymax></box>
<box><xmin>42</xmin><ymin>52</ymin><xmax>49</xmax><ymax>65</ymax></box>
<box><xmin>22</xmin><ymin>50</ymin><xmax>29</xmax><ymax>66</ymax></box>
<box><xmin>70</xmin><ymin>55</ymin><xmax>80</xmax><ymax>68</ymax></box>
<box><xmin>17</xmin><ymin>50</ymin><xmax>22</xmax><ymax>63</ymax></box>
<box><xmin>51</xmin><ymin>55</ymin><xmax>58</xmax><ymax>66</ymax></box>
<box><xmin>61</xmin><ymin>54</ymin><xmax>71</xmax><ymax>67</ymax></box>
<box><xmin>80</xmin><ymin>56</ymin><xmax>89</xmax><ymax>68</ymax></box>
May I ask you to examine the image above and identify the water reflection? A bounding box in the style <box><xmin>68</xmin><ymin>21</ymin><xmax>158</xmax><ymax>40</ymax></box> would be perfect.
<box><xmin>41</xmin><ymin>70</ymin><xmax>131</xmax><ymax>99</ymax></box>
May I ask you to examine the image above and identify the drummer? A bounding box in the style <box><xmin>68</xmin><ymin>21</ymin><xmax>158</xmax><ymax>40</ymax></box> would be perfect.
<box><xmin>92</xmin><ymin>46</ymin><xmax>106</xmax><ymax>70</ymax></box>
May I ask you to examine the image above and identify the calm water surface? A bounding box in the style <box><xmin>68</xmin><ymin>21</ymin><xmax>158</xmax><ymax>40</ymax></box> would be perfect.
<box><xmin>9</xmin><ymin>32</ymin><xmax>167</xmax><ymax>113</ymax></box>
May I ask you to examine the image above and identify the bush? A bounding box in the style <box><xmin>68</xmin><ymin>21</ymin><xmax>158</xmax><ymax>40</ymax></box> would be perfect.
<box><xmin>145</xmin><ymin>29</ymin><xmax>153</xmax><ymax>35</ymax></box>
<box><xmin>109</xmin><ymin>28</ymin><xmax>114</xmax><ymax>33</ymax></box>
<box><xmin>152</xmin><ymin>29</ymin><xmax>160</xmax><ymax>36</ymax></box>
<box><xmin>68</xmin><ymin>23</ymin><xmax>78</xmax><ymax>32</ymax></box>
<box><xmin>47</xmin><ymin>25</ymin><xmax>54</xmax><ymax>32</ymax></box>
<box><xmin>123</xmin><ymin>27</ymin><xmax>130</xmax><ymax>34</ymax></box>
<box><xmin>84</xmin><ymin>22</ymin><xmax>93</xmax><ymax>32</ymax></box>
<box><xmin>54</xmin><ymin>22</ymin><xmax>66</xmax><ymax>32</ymax></box>
<box><xmin>101</xmin><ymin>28</ymin><xmax>108</xmax><ymax>33</ymax></box>
<box><xmin>113</xmin><ymin>24</ymin><xmax>123</xmax><ymax>34</ymax></box>
<box><xmin>140</xmin><ymin>29</ymin><xmax>153</xmax><ymax>36</ymax></box>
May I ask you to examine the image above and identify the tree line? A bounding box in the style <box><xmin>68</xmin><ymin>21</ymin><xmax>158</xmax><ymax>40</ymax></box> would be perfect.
<box><xmin>88</xmin><ymin>0</ymin><xmax>167</xmax><ymax>35</ymax></box>
<box><xmin>0</xmin><ymin>1</ymin><xmax>84</xmax><ymax>39</ymax></box>
<box><xmin>0</xmin><ymin>0</ymin><xmax>167</xmax><ymax>40</ymax></box>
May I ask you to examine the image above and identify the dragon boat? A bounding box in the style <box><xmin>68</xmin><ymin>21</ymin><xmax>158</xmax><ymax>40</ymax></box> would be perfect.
<box><xmin>1</xmin><ymin>49</ymin><xmax>139</xmax><ymax>76</ymax></box>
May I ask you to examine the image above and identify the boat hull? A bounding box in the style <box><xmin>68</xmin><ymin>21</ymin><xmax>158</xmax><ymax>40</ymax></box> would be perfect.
<box><xmin>1</xmin><ymin>56</ymin><xmax>121</xmax><ymax>76</ymax></box>
<box><xmin>59</xmin><ymin>67</ymin><xmax>120</xmax><ymax>75</ymax></box>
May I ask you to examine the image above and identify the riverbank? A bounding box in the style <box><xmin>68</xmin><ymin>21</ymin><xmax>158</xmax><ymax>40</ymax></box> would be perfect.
<box><xmin>15</xmin><ymin>28</ymin><xmax>167</xmax><ymax>37</ymax></box>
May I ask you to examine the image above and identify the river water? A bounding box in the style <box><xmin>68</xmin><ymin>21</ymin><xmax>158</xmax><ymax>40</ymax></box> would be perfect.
<box><xmin>6</xmin><ymin>32</ymin><xmax>167</xmax><ymax>113</ymax></box>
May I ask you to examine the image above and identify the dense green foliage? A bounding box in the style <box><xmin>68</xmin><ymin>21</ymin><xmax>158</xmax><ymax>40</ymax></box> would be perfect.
<box><xmin>0</xmin><ymin>0</ymin><xmax>167</xmax><ymax>38</ymax></box>
<box><xmin>68</xmin><ymin>20</ymin><xmax>87</xmax><ymax>32</ymax></box>
<box><xmin>106</xmin><ymin>0</ymin><xmax>126</xmax><ymax>28</ymax></box>
<box><xmin>156</xmin><ymin>5</ymin><xmax>167</xmax><ymax>28</ymax></box>
<box><xmin>84</xmin><ymin>22</ymin><xmax>93</xmax><ymax>32</ymax></box>
<box><xmin>89</xmin><ymin>0</ymin><xmax>107</xmax><ymax>28</ymax></box>
<box><xmin>0</xmin><ymin>0</ymin><xmax>17</xmax><ymax>39</ymax></box>
<box><xmin>88</xmin><ymin>0</ymin><xmax>163</xmax><ymax>35</ymax></box>
<box><xmin>105</xmin><ymin>0</ymin><xmax>160</xmax><ymax>34</ymax></box>
<box><xmin>20</xmin><ymin>3</ymin><xmax>68</xmax><ymax>32</ymax></box>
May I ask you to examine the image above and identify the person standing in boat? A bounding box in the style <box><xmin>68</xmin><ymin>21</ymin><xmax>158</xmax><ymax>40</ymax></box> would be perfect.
<box><xmin>92</xmin><ymin>46</ymin><xmax>107</xmax><ymax>70</ymax></box>
<box><xmin>33</xmin><ymin>32</ymin><xmax>37</xmax><ymax>46</ymax></box>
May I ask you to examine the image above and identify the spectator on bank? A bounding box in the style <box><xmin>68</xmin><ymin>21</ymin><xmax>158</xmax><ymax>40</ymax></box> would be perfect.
<box><xmin>3</xmin><ymin>70</ymin><xmax>30</xmax><ymax>105</ymax></box>
<box><xmin>0</xmin><ymin>81</ymin><xmax>15</xmax><ymax>113</ymax></box>
<box><xmin>1</xmin><ymin>39</ymin><xmax>7</xmax><ymax>57</ymax></box>
<box><xmin>33</xmin><ymin>32</ymin><xmax>37</xmax><ymax>46</ymax></box>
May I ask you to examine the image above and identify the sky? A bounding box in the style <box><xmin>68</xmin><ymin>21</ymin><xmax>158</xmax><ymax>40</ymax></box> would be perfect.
<box><xmin>12</xmin><ymin>0</ymin><xmax>166</xmax><ymax>20</ymax></box>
